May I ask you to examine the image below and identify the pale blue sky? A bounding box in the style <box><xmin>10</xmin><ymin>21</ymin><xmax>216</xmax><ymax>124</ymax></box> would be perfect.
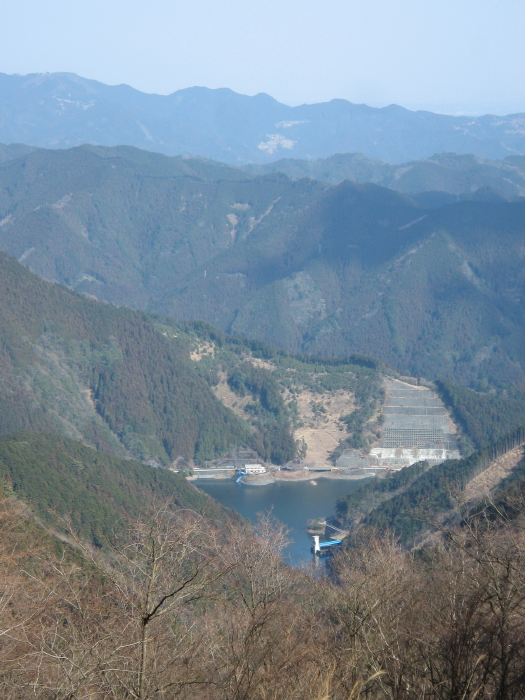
<box><xmin>2</xmin><ymin>0</ymin><xmax>524</xmax><ymax>115</ymax></box>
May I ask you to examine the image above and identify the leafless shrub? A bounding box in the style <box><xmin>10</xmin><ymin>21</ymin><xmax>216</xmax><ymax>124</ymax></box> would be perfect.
<box><xmin>3</xmin><ymin>495</ymin><xmax>525</xmax><ymax>699</ymax></box>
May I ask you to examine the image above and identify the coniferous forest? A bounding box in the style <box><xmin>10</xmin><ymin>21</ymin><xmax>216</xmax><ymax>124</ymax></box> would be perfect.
<box><xmin>1</xmin><ymin>145</ymin><xmax>525</xmax><ymax>388</ymax></box>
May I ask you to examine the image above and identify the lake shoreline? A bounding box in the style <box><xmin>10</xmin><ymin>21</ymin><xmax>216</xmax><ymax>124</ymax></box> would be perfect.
<box><xmin>188</xmin><ymin>469</ymin><xmax>375</xmax><ymax>485</ymax></box>
<box><xmin>272</xmin><ymin>469</ymin><xmax>375</xmax><ymax>482</ymax></box>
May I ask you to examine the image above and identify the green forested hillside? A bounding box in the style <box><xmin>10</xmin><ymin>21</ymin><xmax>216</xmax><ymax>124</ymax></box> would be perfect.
<box><xmin>0</xmin><ymin>144</ymin><xmax>267</xmax><ymax>309</ymax></box>
<box><xmin>0</xmin><ymin>252</ymin><xmax>248</xmax><ymax>464</ymax></box>
<box><xmin>244</xmin><ymin>151</ymin><xmax>525</xmax><ymax>198</ymax></box>
<box><xmin>337</xmin><ymin>427</ymin><xmax>525</xmax><ymax>545</ymax></box>
<box><xmin>0</xmin><ymin>143</ymin><xmax>37</xmax><ymax>163</ymax></box>
<box><xmin>1</xmin><ymin>145</ymin><xmax>525</xmax><ymax>388</ymax></box>
<box><xmin>0</xmin><ymin>251</ymin><xmax>391</xmax><ymax>467</ymax></box>
<box><xmin>160</xmin><ymin>182</ymin><xmax>525</xmax><ymax>389</ymax></box>
<box><xmin>436</xmin><ymin>379</ymin><xmax>525</xmax><ymax>451</ymax></box>
<box><xmin>0</xmin><ymin>431</ymin><xmax>233</xmax><ymax>546</ymax></box>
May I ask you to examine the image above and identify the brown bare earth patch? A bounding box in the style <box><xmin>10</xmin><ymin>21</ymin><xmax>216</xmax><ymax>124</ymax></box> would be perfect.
<box><xmin>294</xmin><ymin>389</ymin><xmax>353</xmax><ymax>465</ymax></box>
<box><xmin>463</xmin><ymin>446</ymin><xmax>525</xmax><ymax>503</ymax></box>
<box><xmin>82</xmin><ymin>388</ymin><xmax>96</xmax><ymax>410</ymax></box>
<box><xmin>189</xmin><ymin>342</ymin><xmax>215</xmax><ymax>362</ymax></box>
<box><xmin>275</xmin><ymin>469</ymin><xmax>368</xmax><ymax>481</ymax></box>
<box><xmin>248</xmin><ymin>357</ymin><xmax>278</xmax><ymax>371</ymax></box>
<box><xmin>208</xmin><ymin>354</ymin><xmax>356</xmax><ymax>466</ymax></box>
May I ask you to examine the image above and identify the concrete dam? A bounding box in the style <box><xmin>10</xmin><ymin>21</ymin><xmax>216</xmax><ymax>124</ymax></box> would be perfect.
<box><xmin>337</xmin><ymin>378</ymin><xmax>460</xmax><ymax>470</ymax></box>
<box><xmin>369</xmin><ymin>379</ymin><xmax>460</xmax><ymax>466</ymax></box>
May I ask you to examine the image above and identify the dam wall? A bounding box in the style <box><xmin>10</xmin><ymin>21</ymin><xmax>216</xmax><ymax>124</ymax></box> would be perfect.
<box><xmin>369</xmin><ymin>379</ymin><xmax>460</xmax><ymax>466</ymax></box>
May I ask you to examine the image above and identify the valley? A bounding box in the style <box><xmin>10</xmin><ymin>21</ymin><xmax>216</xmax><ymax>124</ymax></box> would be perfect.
<box><xmin>1</xmin><ymin>243</ymin><xmax>524</xmax><ymax>479</ymax></box>
<box><xmin>0</xmin><ymin>151</ymin><xmax>524</xmax><ymax>699</ymax></box>
<box><xmin>3</xmin><ymin>9</ymin><xmax>525</xmax><ymax>698</ymax></box>
<box><xmin>0</xmin><ymin>85</ymin><xmax>524</xmax><ymax>630</ymax></box>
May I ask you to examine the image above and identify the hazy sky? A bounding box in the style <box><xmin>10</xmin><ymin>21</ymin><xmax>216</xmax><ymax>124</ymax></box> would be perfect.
<box><xmin>2</xmin><ymin>0</ymin><xmax>524</xmax><ymax>115</ymax></box>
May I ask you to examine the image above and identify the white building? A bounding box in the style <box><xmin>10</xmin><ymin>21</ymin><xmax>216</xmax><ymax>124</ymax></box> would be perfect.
<box><xmin>244</xmin><ymin>463</ymin><xmax>266</xmax><ymax>474</ymax></box>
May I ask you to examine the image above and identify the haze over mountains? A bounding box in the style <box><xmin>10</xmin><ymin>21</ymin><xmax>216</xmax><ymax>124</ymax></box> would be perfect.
<box><xmin>1</xmin><ymin>71</ymin><xmax>524</xmax><ymax>392</ymax></box>
<box><xmin>2</xmin><ymin>72</ymin><xmax>525</xmax><ymax>163</ymax></box>
<box><xmin>245</xmin><ymin>151</ymin><xmax>525</xmax><ymax>199</ymax></box>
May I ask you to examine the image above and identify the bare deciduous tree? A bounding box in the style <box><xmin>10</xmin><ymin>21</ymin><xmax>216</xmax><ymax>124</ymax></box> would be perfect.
<box><xmin>3</xmin><ymin>492</ymin><xmax>525</xmax><ymax>700</ymax></box>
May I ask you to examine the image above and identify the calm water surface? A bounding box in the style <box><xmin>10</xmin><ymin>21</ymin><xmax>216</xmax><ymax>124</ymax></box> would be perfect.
<box><xmin>195</xmin><ymin>477</ymin><xmax>370</xmax><ymax>566</ymax></box>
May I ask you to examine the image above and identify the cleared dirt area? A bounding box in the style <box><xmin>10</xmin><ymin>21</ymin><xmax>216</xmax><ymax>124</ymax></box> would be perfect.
<box><xmin>247</xmin><ymin>357</ymin><xmax>276</xmax><ymax>372</ymax></box>
<box><xmin>463</xmin><ymin>446</ymin><xmax>524</xmax><ymax>502</ymax></box>
<box><xmin>212</xmin><ymin>363</ymin><xmax>354</xmax><ymax>465</ymax></box>
<box><xmin>213</xmin><ymin>376</ymin><xmax>354</xmax><ymax>465</ymax></box>
<box><xmin>275</xmin><ymin>469</ymin><xmax>368</xmax><ymax>482</ymax></box>
<box><xmin>189</xmin><ymin>342</ymin><xmax>215</xmax><ymax>362</ymax></box>
<box><xmin>294</xmin><ymin>389</ymin><xmax>354</xmax><ymax>464</ymax></box>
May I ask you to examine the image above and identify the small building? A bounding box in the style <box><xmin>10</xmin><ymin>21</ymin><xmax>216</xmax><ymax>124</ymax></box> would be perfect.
<box><xmin>244</xmin><ymin>463</ymin><xmax>266</xmax><ymax>474</ymax></box>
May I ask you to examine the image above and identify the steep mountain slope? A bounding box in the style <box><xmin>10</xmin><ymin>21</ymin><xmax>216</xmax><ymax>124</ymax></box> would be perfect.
<box><xmin>336</xmin><ymin>427</ymin><xmax>525</xmax><ymax>546</ymax></box>
<box><xmin>1</xmin><ymin>72</ymin><xmax>525</xmax><ymax>163</ymax></box>
<box><xmin>436</xmin><ymin>380</ymin><xmax>525</xmax><ymax>452</ymax></box>
<box><xmin>0</xmin><ymin>249</ymin><xmax>384</xmax><ymax>469</ymax></box>
<box><xmin>1</xmin><ymin>145</ymin><xmax>525</xmax><ymax>388</ymax></box>
<box><xmin>0</xmin><ymin>252</ymin><xmax>248</xmax><ymax>464</ymax></box>
<box><xmin>244</xmin><ymin>152</ymin><xmax>525</xmax><ymax>198</ymax></box>
<box><xmin>0</xmin><ymin>430</ymin><xmax>235</xmax><ymax>547</ymax></box>
<box><xmin>0</xmin><ymin>144</ymin><xmax>313</xmax><ymax>308</ymax></box>
<box><xmin>160</xmin><ymin>184</ymin><xmax>525</xmax><ymax>388</ymax></box>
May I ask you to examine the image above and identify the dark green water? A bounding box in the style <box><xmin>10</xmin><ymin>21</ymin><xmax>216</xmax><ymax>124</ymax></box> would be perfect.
<box><xmin>195</xmin><ymin>477</ymin><xmax>370</xmax><ymax>566</ymax></box>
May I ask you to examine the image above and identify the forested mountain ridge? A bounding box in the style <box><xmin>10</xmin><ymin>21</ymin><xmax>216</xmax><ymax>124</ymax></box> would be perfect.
<box><xmin>0</xmin><ymin>250</ymin><xmax>388</xmax><ymax>468</ymax></box>
<box><xmin>158</xmin><ymin>184</ymin><xmax>525</xmax><ymax>388</ymax></box>
<box><xmin>3</xmin><ymin>142</ymin><xmax>525</xmax><ymax>200</ymax></box>
<box><xmin>0</xmin><ymin>142</ymin><xmax>37</xmax><ymax>163</ymax></box>
<box><xmin>0</xmin><ymin>144</ymin><xmax>309</xmax><ymax>309</ymax></box>
<box><xmin>244</xmin><ymin>151</ymin><xmax>525</xmax><ymax>199</ymax></box>
<box><xmin>0</xmin><ymin>252</ymin><xmax>249</xmax><ymax>465</ymax></box>
<box><xmin>0</xmin><ymin>430</ymin><xmax>237</xmax><ymax>547</ymax></box>
<box><xmin>1</xmin><ymin>72</ymin><xmax>525</xmax><ymax>163</ymax></box>
<box><xmin>1</xmin><ymin>144</ymin><xmax>525</xmax><ymax>388</ymax></box>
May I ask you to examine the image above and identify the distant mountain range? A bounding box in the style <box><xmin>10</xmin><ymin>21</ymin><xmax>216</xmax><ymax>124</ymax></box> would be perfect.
<box><xmin>1</xmin><ymin>72</ymin><xmax>525</xmax><ymax>163</ymax></box>
<box><xmin>2</xmin><ymin>142</ymin><xmax>524</xmax><ymax>200</ymax></box>
<box><xmin>244</xmin><ymin>152</ymin><xmax>525</xmax><ymax>200</ymax></box>
<box><xmin>1</xmin><ymin>144</ymin><xmax>524</xmax><ymax>388</ymax></box>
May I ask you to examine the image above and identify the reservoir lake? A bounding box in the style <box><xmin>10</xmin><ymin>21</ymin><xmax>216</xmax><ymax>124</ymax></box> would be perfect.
<box><xmin>195</xmin><ymin>477</ymin><xmax>370</xmax><ymax>566</ymax></box>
